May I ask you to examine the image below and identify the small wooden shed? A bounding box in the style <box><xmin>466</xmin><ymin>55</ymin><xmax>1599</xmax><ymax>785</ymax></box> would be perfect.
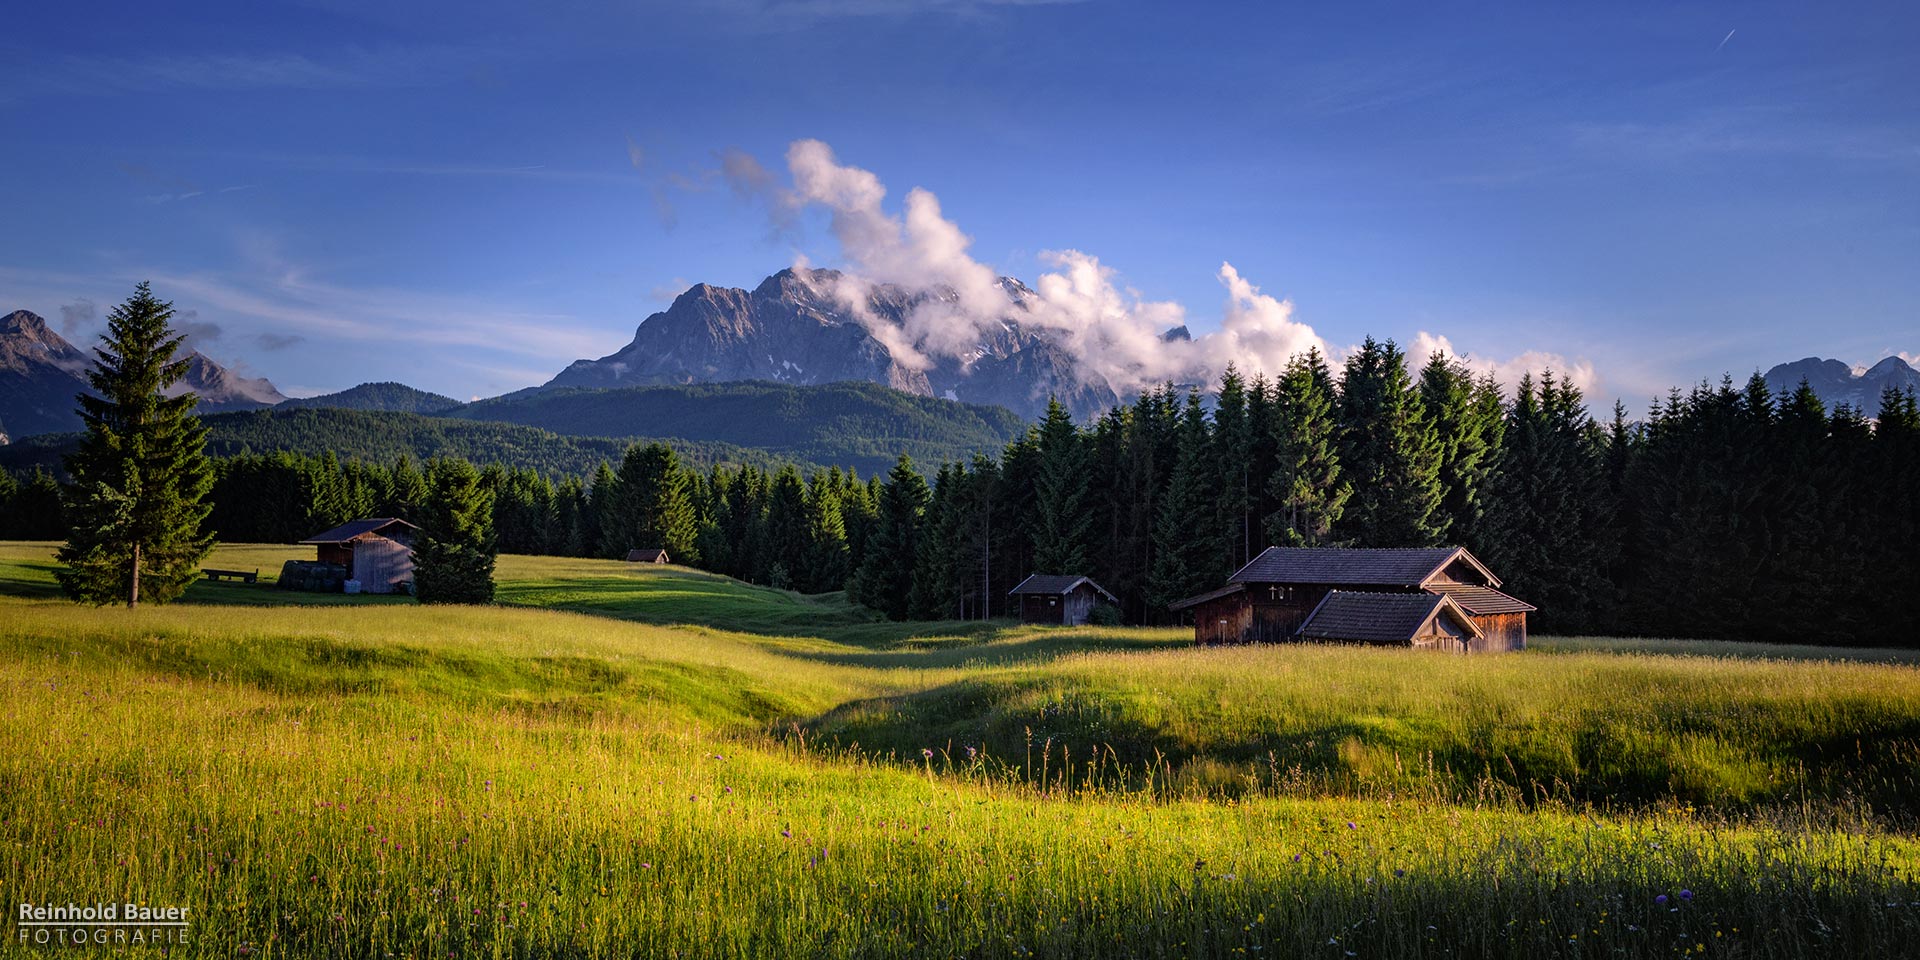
<box><xmin>1294</xmin><ymin>590</ymin><xmax>1482</xmax><ymax>652</ymax></box>
<box><xmin>298</xmin><ymin>518</ymin><xmax>418</xmax><ymax>594</ymax></box>
<box><xmin>626</xmin><ymin>548</ymin><xmax>670</xmax><ymax>564</ymax></box>
<box><xmin>1008</xmin><ymin>574</ymin><xmax>1118</xmax><ymax>626</ymax></box>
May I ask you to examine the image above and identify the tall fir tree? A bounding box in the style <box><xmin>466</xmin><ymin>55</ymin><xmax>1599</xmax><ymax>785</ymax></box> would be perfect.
<box><xmin>1210</xmin><ymin>364</ymin><xmax>1258</xmax><ymax>571</ymax></box>
<box><xmin>1418</xmin><ymin>353</ymin><xmax>1504</xmax><ymax>548</ymax></box>
<box><xmin>764</xmin><ymin>465</ymin><xmax>809</xmax><ymax>588</ymax></box>
<box><xmin>56</xmin><ymin>282</ymin><xmax>215</xmax><ymax>607</ymax></box>
<box><xmin>586</xmin><ymin>460</ymin><xmax>620</xmax><ymax>559</ymax></box>
<box><xmin>1147</xmin><ymin>392</ymin><xmax>1224</xmax><ymax>613</ymax></box>
<box><xmin>412</xmin><ymin>457</ymin><xmax>497</xmax><ymax>604</ymax></box>
<box><xmin>802</xmin><ymin>470</ymin><xmax>851</xmax><ymax>593</ymax></box>
<box><xmin>847</xmin><ymin>455</ymin><xmax>929</xmax><ymax>620</ymax></box>
<box><xmin>1266</xmin><ymin>348</ymin><xmax>1349</xmax><ymax>547</ymax></box>
<box><xmin>612</xmin><ymin>443</ymin><xmax>700</xmax><ymax>563</ymax></box>
<box><xmin>1031</xmin><ymin>398</ymin><xmax>1093</xmax><ymax>573</ymax></box>
<box><xmin>1335</xmin><ymin>337</ymin><xmax>1445</xmax><ymax>547</ymax></box>
<box><xmin>1478</xmin><ymin>372</ymin><xmax>1616</xmax><ymax>632</ymax></box>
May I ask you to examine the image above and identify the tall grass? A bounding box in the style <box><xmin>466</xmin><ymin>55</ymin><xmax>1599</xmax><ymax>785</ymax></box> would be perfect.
<box><xmin>1</xmin><ymin>542</ymin><xmax>1917</xmax><ymax>957</ymax></box>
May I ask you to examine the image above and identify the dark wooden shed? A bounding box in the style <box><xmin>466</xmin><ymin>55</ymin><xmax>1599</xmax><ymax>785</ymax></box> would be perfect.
<box><xmin>1008</xmin><ymin>574</ymin><xmax>1118</xmax><ymax>626</ymax></box>
<box><xmin>626</xmin><ymin>548</ymin><xmax>670</xmax><ymax>564</ymax></box>
<box><xmin>297</xmin><ymin>518</ymin><xmax>418</xmax><ymax>594</ymax></box>
<box><xmin>1168</xmin><ymin>546</ymin><xmax>1534</xmax><ymax>652</ymax></box>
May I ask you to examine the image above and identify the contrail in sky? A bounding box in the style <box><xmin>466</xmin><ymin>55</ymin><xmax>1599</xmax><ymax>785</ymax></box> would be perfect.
<box><xmin>1715</xmin><ymin>29</ymin><xmax>1736</xmax><ymax>52</ymax></box>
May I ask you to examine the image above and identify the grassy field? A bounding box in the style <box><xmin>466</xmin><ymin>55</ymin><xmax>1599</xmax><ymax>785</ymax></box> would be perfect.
<box><xmin>1</xmin><ymin>541</ymin><xmax>1917</xmax><ymax>957</ymax></box>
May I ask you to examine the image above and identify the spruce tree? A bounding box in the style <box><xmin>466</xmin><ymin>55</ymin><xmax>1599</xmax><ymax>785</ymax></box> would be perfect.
<box><xmin>586</xmin><ymin>460</ymin><xmax>620</xmax><ymax>558</ymax></box>
<box><xmin>1335</xmin><ymin>337</ymin><xmax>1445</xmax><ymax>547</ymax></box>
<box><xmin>412</xmin><ymin>457</ymin><xmax>497</xmax><ymax>604</ymax></box>
<box><xmin>802</xmin><ymin>470</ymin><xmax>850</xmax><ymax>592</ymax></box>
<box><xmin>1418</xmin><ymin>353</ymin><xmax>1503</xmax><ymax>547</ymax></box>
<box><xmin>847</xmin><ymin>455</ymin><xmax>929</xmax><ymax>620</ymax></box>
<box><xmin>1478</xmin><ymin>372</ymin><xmax>1615</xmax><ymax>632</ymax></box>
<box><xmin>1266</xmin><ymin>348</ymin><xmax>1349</xmax><ymax>546</ymax></box>
<box><xmin>1031</xmin><ymin>398</ymin><xmax>1092</xmax><ymax>573</ymax></box>
<box><xmin>382</xmin><ymin>455</ymin><xmax>428</xmax><ymax>520</ymax></box>
<box><xmin>1147</xmin><ymin>392</ymin><xmax>1223</xmax><ymax>613</ymax></box>
<box><xmin>56</xmin><ymin>282</ymin><xmax>215</xmax><ymax>607</ymax></box>
<box><xmin>765</xmin><ymin>466</ymin><xmax>810</xmax><ymax>582</ymax></box>
<box><xmin>1211</xmin><ymin>364</ymin><xmax>1257</xmax><ymax>571</ymax></box>
<box><xmin>613</xmin><ymin>443</ymin><xmax>700</xmax><ymax>563</ymax></box>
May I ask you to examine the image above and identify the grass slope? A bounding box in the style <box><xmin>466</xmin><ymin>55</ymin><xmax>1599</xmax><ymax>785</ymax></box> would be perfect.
<box><xmin>1</xmin><ymin>541</ymin><xmax>1917</xmax><ymax>958</ymax></box>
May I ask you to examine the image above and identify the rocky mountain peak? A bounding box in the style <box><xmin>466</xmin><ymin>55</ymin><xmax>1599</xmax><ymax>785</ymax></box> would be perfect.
<box><xmin>543</xmin><ymin>268</ymin><xmax>1118</xmax><ymax>418</ymax></box>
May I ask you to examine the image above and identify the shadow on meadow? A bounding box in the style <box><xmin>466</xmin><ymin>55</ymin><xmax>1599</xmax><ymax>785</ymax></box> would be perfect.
<box><xmin>802</xmin><ymin>666</ymin><xmax>1920</xmax><ymax>818</ymax></box>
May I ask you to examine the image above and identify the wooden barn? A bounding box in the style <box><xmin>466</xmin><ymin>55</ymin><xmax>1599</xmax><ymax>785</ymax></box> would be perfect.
<box><xmin>297</xmin><ymin>518</ymin><xmax>418</xmax><ymax>594</ymax></box>
<box><xmin>1009</xmin><ymin>574</ymin><xmax>1118</xmax><ymax>626</ymax></box>
<box><xmin>626</xmin><ymin>548</ymin><xmax>670</xmax><ymax>564</ymax></box>
<box><xmin>1168</xmin><ymin>546</ymin><xmax>1534</xmax><ymax>652</ymax></box>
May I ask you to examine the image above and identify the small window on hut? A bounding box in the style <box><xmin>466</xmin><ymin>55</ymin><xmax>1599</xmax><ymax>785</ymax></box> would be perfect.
<box><xmin>1048</xmin><ymin>598</ymin><xmax>1057</xmax><ymax>606</ymax></box>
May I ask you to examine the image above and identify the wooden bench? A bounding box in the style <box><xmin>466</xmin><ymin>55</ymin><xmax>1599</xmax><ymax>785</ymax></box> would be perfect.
<box><xmin>202</xmin><ymin>568</ymin><xmax>259</xmax><ymax>584</ymax></box>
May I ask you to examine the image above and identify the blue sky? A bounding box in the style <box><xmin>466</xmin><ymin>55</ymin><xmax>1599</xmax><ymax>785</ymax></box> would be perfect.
<box><xmin>2</xmin><ymin>0</ymin><xmax>1914</xmax><ymax>406</ymax></box>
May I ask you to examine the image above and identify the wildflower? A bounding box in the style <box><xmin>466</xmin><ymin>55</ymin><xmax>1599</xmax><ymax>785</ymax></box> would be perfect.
<box><xmin>1655</xmin><ymin>895</ymin><xmax>1668</xmax><ymax>905</ymax></box>
<box><xmin>966</xmin><ymin>746</ymin><xmax>977</xmax><ymax>760</ymax></box>
<box><xmin>922</xmin><ymin>748</ymin><xmax>934</xmax><ymax>759</ymax></box>
<box><xmin>1678</xmin><ymin>889</ymin><xmax>1693</xmax><ymax>901</ymax></box>
<box><xmin>1346</xmin><ymin>822</ymin><xmax>1356</xmax><ymax>830</ymax></box>
<box><xmin>1394</xmin><ymin>869</ymin><xmax>1405</xmax><ymax>877</ymax></box>
<box><xmin>781</xmin><ymin>829</ymin><xmax>791</xmax><ymax>838</ymax></box>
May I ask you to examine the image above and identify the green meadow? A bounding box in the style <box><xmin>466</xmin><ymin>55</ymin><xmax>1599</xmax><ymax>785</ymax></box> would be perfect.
<box><xmin>1</xmin><ymin>541</ymin><xmax>1916</xmax><ymax>958</ymax></box>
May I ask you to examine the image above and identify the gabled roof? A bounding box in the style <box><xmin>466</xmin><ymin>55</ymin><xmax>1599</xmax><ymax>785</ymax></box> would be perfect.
<box><xmin>627</xmin><ymin>548</ymin><xmax>670</xmax><ymax>562</ymax></box>
<box><xmin>1297</xmin><ymin>590</ymin><xmax>1482</xmax><ymax>645</ymax></box>
<box><xmin>1425</xmin><ymin>582</ymin><xmax>1535</xmax><ymax>615</ymax></box>
<box><xmin>299</xmin><ymin>518</ymin><xmax>418</xmax><ymax>545</ymax></box>
<box><xmin>1008</xmin><ymin>574</ymin><xmax>1119</xmax><ymax>603</ymax></box>
<box><xmin>1229</xmin><ymin>546</ymin><xmax>1500</xmax><ymax>588</ymax></box>
<box><xmin>1167</xmin><ymin>582</ymin><xmax>1246</xmax><ymax>612</ymax></box>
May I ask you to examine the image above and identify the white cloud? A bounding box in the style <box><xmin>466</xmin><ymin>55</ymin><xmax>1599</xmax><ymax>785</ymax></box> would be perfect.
<box><xmin>1411</xmin><ymin>331</ymin><xmax>1599</xmax><ymax>397</ymax></box>
<box><xmin>769</xmin><ymin>139</ymin><xmax>1329</xmax><ymax>393</ymax></box>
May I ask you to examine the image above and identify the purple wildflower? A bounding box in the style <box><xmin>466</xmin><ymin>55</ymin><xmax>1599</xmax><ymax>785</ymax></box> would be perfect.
<box><xmin>1678</xmin><ymin>889</ymin><xmax>1693</xmax><ymax>901</ymax></box>
<box><xmin>1655</xmin><ymin>894</ymin><xmax>1668</xmax><ymax>905</ymax></box>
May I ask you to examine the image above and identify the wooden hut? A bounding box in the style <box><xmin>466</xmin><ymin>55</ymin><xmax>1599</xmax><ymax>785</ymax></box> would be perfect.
<box><xmin>296</xmin><ymin>518</ymin><xmax>418</xmax><ymax>594</ymax></box>
<box><xmin>626</xmin><ymin>548</ymin><xmax>670</xmax><ymax>564</ymax></box>
<box><xmin>1008</xmin><ymin>574</ymin><xmax>1118</xmax><ymax>626</ymax></box>
<box><xmin>1168</xmin><ymin>546</ymin><xmax>1533</xmax><ymax>652</ymax></box>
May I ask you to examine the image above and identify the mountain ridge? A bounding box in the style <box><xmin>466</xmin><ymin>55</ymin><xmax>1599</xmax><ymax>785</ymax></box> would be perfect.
<box><xmin>1762</xmin><ymin>355</ymin><xmax>1920</xmax><ymax>414</ymax></box>
<box><xmin>542</xmin><ymin>267</ymin><xmax>1120</xmax><ymax>419</ymax></box>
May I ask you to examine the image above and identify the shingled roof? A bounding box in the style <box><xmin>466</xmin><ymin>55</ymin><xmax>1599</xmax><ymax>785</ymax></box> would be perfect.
<box><xmin>1296</xmin><ymin>590</ymin><xmax>1482</xmax><ymax>645</ymax></box>
<box><xmin>1008</xmin><ymin>574</ymin><xmax>1119</xmax><ymax>602</ymax></box>
<box><xmin>299</xmin><ymin>518</ymin><xmax>418</xmax><ymax>545</ymax></box>
<box><xmin>1229</xmin><ymin>546</ymin><xmax>1499</xmax><ymax>588</ymax></box>
<box><xmin>1425</xmin><ymin>582</ymin><xmax>1536</xmax><ymax>615</ymax></box>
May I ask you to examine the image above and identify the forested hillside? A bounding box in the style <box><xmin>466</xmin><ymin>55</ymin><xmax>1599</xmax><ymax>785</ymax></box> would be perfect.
<box><xmin>456</xmin><ymin>380</ymin><xmax>1028</xmax><ymax>472</ymax></box>
<box><xmin>278</xmin><ymin>381</ymin><xmax>463</xmax><ymax>414</ymax></box>
<box><xmin>0</xmin><ymin>408</ymin><xmax>817</xmax><ymax>479</ymax></box>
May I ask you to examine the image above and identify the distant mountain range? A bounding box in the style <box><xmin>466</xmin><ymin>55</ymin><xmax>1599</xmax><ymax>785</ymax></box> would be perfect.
<box><xmin>1</xmin><ymin>309</ymin><xmax>285</xmax><ymax>440</ymax></box>
<box><xmin>1762</xmin><ymin>356</ymin><xmax>1920</xmax><ymax>414</ymax></box>
<box><xmin>544</xmin><ymin>268</ymin><xmax>1120</xmax><ymax>419</ymax></box>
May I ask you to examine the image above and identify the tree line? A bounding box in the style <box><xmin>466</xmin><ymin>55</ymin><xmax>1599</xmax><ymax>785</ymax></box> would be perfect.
<box><xmin>10</xmin><ymin>288</ymin><xmax>1916</xmax><ymax>645</ymax></box>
